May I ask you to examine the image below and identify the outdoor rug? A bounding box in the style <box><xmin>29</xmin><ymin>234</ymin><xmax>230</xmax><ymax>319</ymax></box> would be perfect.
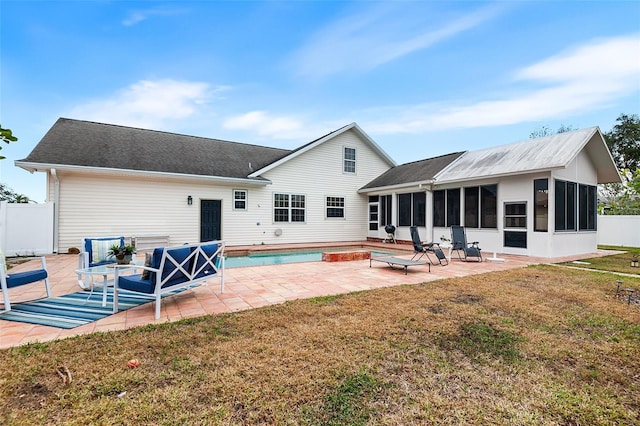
<box><xmin>0</xmin><ymin>286</ymin><xmax>197</xmax><ymax>329</ymax></box>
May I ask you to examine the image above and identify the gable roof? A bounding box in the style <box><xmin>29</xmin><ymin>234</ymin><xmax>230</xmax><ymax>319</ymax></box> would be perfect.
<box><xmin>359</xmin><ymin>152</ymin><xmax>465</xmax><ymax>192</ymax></box>
<box><xmin>16</xmin><ymin>118</ymin><xmax>295</xmax><ymax>182</ymax></box>
<box><xmin>248</xmin><ymin>122</ymin><xmax>396</xmax><ymax>177</ymax></box>
<box><xmin>435</xmin><ymin>127</ymin><xmax>621</xmax><ymax>184</ymax></box>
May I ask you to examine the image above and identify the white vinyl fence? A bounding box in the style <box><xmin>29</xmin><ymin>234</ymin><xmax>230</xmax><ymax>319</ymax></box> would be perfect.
<box><xmin>0</xmin><ymin>201</ymin><xmax>54</xmax><ymax>256</ymax></box>
<box><xmin>597</xmin><ymin>215</ymin><xmax>640</xmax><ymax>248</ymax></box>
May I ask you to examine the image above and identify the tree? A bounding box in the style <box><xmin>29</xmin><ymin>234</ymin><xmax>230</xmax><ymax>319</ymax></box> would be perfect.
<box><xmin>0</xmin><ymin>125</ymin><xmax>18</xmax><ymax>160</ymax></box>
<box><xmin>0</xmin><ymin>125</ymin><xmax>32</xmax><ymax>203</ymax></box>
<box><xmin>604</xmin><ymin>113</ymin><xmax>640</xmax><ymax>171</ymax></box>
<box><xmin>529</xmin><ymin>124</ymin><xmax>574</xmax><ymax>139</ymax></box>
<box><xmin>13</xmin><ymin>194</ymin><xmax>33</xmax><ymax>204</ymax></box>
<box><xmin>0</xmin><ymin>183</ymin><xmax>18</xmax><ymax>202</ymax></box>
<box><xmin>599</xmin><ymin>113</ymin><xmax>640</xmax><ymax>215</ymax></box>
<box><xmin>599</xmin><ymin>169</ymin><xmax>640</xmax><ymax>215</ymax></box>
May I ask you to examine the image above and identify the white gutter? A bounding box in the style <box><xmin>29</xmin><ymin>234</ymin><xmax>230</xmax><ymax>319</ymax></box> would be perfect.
<box><xmin>51</xmin><ymin>168</ymin><xmax>60</xmax><ymax>254</ymax></box>
<box><xmin>434</xmin><ymin>166</ymin><xmax>564</xmax><ymax>186</ymax></box>
<box><xmin>358</xmin><ymin>180</ymin><xmax>434</xmax><ymax>194</ymax></box>
<box><xmin>14</xmin><ymin>161</ymin><xmax>272</xmax><ymax>186</ymax></box>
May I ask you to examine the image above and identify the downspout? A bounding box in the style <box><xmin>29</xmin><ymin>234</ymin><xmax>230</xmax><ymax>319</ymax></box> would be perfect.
<box><xmin>51</xmin><ymin>168</ymin><xmax>60</xmax><ymax>254</ymax></box>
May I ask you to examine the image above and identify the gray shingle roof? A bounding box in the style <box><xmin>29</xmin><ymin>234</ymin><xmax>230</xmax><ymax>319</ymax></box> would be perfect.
<box><xmin>361</xmin><ymin>152</ymin><xmax>465</xmax><ymax>190</ymax></box>
<box><xmin>19</xmin><ymin>118</ymin><xmax>292</xmax><ymax>180</ymax></box>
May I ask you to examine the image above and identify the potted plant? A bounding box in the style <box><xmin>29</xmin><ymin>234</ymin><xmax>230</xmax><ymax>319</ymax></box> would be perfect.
<box><xmin>439</xmin><ymin>235</ymin><xmax>451</xmax><ymax>247</ymax></box>
<box><xmin>109</xmin><ymin>244</ymin><xmax>136</xmax><ymax>265</ymax></box>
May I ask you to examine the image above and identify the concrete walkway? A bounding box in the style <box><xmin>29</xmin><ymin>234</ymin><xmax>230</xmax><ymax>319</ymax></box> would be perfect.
<box><xmin>0</xmin><ymin>242</ymin><xmax>612</xmax><ymax>349</ymax></box>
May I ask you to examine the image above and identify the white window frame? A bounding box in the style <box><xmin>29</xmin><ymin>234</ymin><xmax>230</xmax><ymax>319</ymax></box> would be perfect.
<box><xmin>343</xmin><ymin>146</ymin><xmax>356</xmax><ymax>174</ymax></box>
<box><xmin>504</xmin><ymin>201</ymin><xmax>527</xmax><ymax>229</ymax></box>
<box><xmin>233</xmin><ymin>189</ymin><xmax>248</xmax><ymax>211</ymax></box>
<box><xmin>274</xmin><ymin>193</ymin><xmax>306</xmax><ymax>223</ymax></box>
<box><xmin>325</xmin><ymin>196</ymin><xmax>345</xmax><ymax>219</ymax></box>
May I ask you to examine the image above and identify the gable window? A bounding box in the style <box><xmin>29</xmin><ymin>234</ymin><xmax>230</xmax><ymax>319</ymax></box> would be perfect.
<box><xmin>555</xmin><ymin>180</ymin><xmax>576</xmax><ymax>231</ymax></box>
<box><xmin>463</xmin><ymin>184</ymin><xmax>497</xmax><ymax>229</ymax></box>
<box><xmin>274</xmin><ymin>193</ymin><xmax>306</xmax><ymax>223</ymax></box>
<box><xmin>326</xmin><ymin>196</ymin><xmax>345</xmax><ymax>218</ymax></box>
<box><xmin>534</xmin><ymin>179</ymin><xmax>548</xmax><ymax>232</ymax></box>
<box><xmin>579</xmin><ymin>184</ymin><xmax>597</xmax><ymax>231</ymax></box>
<box><xmin>398</xmin><ymin>192</ymin><xmax>426</xmax><ymax>227</ymax></box>
<box><xmin>233</xmin><ymin>189</ymin><xmax>247</xmax><ymax>210</ymax></box>
<box><xmin>343</xmin><ymin>147</ymin><xmax>356</xmax><ymax>173</ymax></box>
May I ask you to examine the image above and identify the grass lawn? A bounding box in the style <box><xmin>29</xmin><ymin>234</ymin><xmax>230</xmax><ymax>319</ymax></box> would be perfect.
<box><xmin>1</xmin><ymin>265</ymin><xmax>639</xmax><ymax>425</ymax></box>
<box><xmin>560</xmin><ymin>245</ymin><xmax>640</xmax><ymax>276</ymax></box>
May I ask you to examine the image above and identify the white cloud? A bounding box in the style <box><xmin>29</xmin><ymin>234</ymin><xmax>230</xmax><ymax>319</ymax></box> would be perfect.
<box><xmin>288</xmin><ymin>3</ymin><xmax>505</xmax><ymax>79</ymax></box>
<box><xmin>223</xmin><ymin>111</ymin><xmax>311</xmax><ymax>140</ymax></box>
<box><xmin>515</xmin><ymin>35</ymin><xmax>640</xmax><ymax>83</ymax></box>
<box><xmin>69</xmin><ymin>79</ymin><xmax>222</xmax><ymax>129</ymax></box>
<box><xmin>122</xmin><ymin>7</ymin><xmax>188</xmax><ymax>26</ymax></box>
<box><xmin>363</xmin><ymin>34</ymin><xmax>640</xmax><ymax>134</ymax></box>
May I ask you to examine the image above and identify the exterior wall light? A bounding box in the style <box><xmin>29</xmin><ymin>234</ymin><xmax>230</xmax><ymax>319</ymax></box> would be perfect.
<box><xmin>187</xmin><ymin>195</ymin><xmax>193</xmax><ymax>205</ymax></box>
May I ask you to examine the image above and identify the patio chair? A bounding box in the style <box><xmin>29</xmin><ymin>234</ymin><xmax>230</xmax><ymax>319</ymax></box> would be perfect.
<box><xmin>77</xmin><ymin>236</ymin><xmax>125</xmax><ymax>289</ymax></box>
<box><xmin>410</xmin><ymin>226</ymin><xmax>448</xmax><ymax>266</ymax></box>
<box><xmin>450</xmin><ymin>225</ymin><xmax>482</xmax><ymax>262</ymax></box>
<box><xmin>1</xmin><ymin>254</ymin><xmax>51</xmax><ymax>312</ymax></box>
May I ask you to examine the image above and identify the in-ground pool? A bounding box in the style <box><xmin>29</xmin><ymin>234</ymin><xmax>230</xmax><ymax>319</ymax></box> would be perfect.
<box><xmin>224</xmin><ymin>250</ymin><xmax>394</xmax><ymax>268</ymax></box>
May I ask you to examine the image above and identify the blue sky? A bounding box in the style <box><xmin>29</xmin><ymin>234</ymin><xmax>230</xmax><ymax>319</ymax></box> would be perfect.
<box><xmin>1</xmin><ymin>0</ymin><xmax>639</xmax><ymax>203</ymax></box>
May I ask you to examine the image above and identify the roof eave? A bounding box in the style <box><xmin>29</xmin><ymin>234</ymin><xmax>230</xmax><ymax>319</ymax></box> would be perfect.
<box><xmin>358</xmin><ymin>180</ymin><xmax>435</xmax><ymax>193</ymax></box>
<box><xmin>434</xmin><ymin>167</ymin><xmax>560</xmax><ymax>186</ymax></box>
<box><xmin>14</xmin><ymin>161</ymin><xmax>272</xmax><ymax>186</ymax></box>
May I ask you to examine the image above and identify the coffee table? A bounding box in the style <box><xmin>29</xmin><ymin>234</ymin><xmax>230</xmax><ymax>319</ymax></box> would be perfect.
<box><xmin>75</xmin><ymin>262</ymin><xmax>142</xmax><ymax>307</ymax></box>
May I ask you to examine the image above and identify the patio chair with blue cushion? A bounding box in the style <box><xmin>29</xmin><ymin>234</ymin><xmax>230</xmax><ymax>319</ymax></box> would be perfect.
<box><xmin>410</xmin><ymin>226</ymin><xmax>448</xmax><ymax>266</ymax></box>
<box><xmin>113</xmin><ymin>241</ymin><xmax>224</xmax><ymax>319</ymax></box>
<box><xmin>1</xmin><ymin>254</ymin><xmax>51</xmax><ymax>312</ymax></box>
<box><xmin>77</xmin><ymin>236</ymin><xmax>125</xmax><ymax>289</ymax></box>
<box><xmin>450</xmin><ymin>225</ymin><xmax>482</xmax><ymax>262</ymax></box>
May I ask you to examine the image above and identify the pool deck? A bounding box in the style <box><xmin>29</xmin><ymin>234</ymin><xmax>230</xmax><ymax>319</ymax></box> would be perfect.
<box><xmin>0</xmin><ymin>241</ymin><xmax>617</xmax><ymax>349</ymax></box>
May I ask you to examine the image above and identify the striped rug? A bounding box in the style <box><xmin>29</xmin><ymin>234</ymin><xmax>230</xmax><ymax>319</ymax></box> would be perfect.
<box><xmin>0</xmin><ymin>286</ymin><xmax>196</xmax><ymax>329</ymax></box>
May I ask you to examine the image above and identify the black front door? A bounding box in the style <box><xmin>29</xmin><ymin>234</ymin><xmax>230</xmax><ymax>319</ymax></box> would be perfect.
<box><xmin>200</xmin><ymin>200</ymin><xmax>222</xmax><ymax>242</ymax></box>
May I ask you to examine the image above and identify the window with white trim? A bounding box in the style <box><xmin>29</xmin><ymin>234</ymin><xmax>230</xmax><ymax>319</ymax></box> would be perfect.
<box><xmin>504</xmin><ymin>202</ymin><xmax>527</xmax><ymax>228</ymax></box>
<box><xmin>233</xmin><ymin>189</ymin><xmax>247</xmax><ymax>210</ymax></box>
<box><xmin>326</xmin><ymin>196</ymin><xmax>345</xmax><ymax>218</ymax></box>
<box><xmin>343</xmin><ymin>147</ymin><xmax>356</xmax><ymax>173</ymax></box>
<box><xmin>274</xmin><ymin>193</ymin><xmax>306</xmax><ymax>222</ymax></box>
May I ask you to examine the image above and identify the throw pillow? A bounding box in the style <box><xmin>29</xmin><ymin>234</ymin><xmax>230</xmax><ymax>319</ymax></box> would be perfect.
<box><xmin>91</xmin><ymin>239</ymin><xmax>121</xmax><ymax>263</ymax></box>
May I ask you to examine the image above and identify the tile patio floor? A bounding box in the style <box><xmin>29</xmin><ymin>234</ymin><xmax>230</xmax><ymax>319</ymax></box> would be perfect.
<box><xmin>0</xmin><ymin>242</ymin><xmax>611</xmax><ymax>349</ymax></box>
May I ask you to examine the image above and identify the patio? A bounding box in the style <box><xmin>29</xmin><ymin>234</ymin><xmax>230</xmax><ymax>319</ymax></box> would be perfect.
<box><xmin>0</xmin><ymin>242</ymin><xmax>608</xmax><ymax>349</ymax></box>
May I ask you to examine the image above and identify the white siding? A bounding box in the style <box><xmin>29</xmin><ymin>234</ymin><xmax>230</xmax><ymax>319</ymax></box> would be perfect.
<box><xmin>52</xmin><ymin>171</ymin><xmax>240</xmax><ymax>251</ymax></box>
<box><xmin>547</xmin><ymin>150</ymin><xmax>599</xmax><ymax>257</ymax></box>
<box><xmin>255</xmin><ymin>129</ymin><xmax>391</xmax><ymax>244</ymax></box>
<box><xmin>51</xmin><ymin>129</ymin><xmax>392</xmax><ymax>252</ymax></box>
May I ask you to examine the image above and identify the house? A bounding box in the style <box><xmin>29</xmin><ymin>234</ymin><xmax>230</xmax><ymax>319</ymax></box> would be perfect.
<box><xmin>16</xmin><ymin>118</ymin><xmax>396</xmax><ymax>252</ymax></box>
<box><xmin>360</xmin><ymin>126</ymin><xmax>621</xmax><ymax>258</ymax></box>
<box><xmin>17</xmin><ymin>118</ymin><xmax>620</xmax><ymax>258</ymax></box>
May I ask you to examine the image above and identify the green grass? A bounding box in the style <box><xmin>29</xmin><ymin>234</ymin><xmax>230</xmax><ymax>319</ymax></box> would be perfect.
<box><xmin>563</xmin><ymin>245</ymin><xmax>640</xmax><ymax>275</ymax></box>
